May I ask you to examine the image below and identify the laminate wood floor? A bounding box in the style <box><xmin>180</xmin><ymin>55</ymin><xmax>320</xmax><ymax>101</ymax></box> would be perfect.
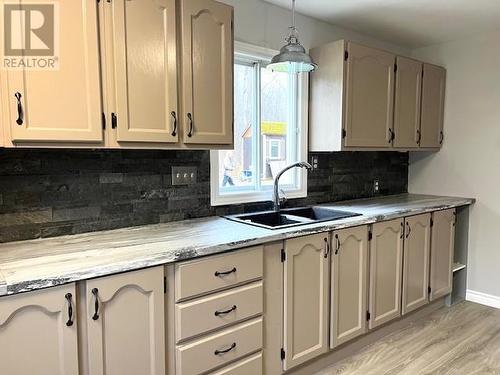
<box><xmin>315</xmin><ymin>302</ymin><xmax>500</xmax><ymax>375</ymax></box>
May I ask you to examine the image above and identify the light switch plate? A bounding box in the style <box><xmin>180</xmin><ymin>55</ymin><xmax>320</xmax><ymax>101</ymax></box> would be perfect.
<box><xmin>171</xmin><ymin>166</ymin><xmax>197</xmax><ymax>186</ymax></box>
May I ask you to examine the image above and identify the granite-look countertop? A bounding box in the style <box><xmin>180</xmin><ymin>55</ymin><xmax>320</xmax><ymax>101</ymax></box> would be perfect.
<box><xmin>0</xmin><ymin>194</ymin><xmax>474</xmax><ymax>296</ymax></box>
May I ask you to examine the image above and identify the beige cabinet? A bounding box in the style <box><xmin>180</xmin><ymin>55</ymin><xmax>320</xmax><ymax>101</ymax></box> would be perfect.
<box><xmin>105</xmin><ymin>0</ymin><xmax>179</xmax><ymax>144</ymax></box>
<box><xmin>344</xmin><ymin>42</ymin><xmax>395</xmax><ymax>148</ymax></box>
<box><xmin>368</xmin><ymin>219</ymin><xmax>404</xmax><ymax>329</ymax></box>
<box><xmin>85</xmin><ymin>266</ymin><xmax>165</xmax><ymax>375</ymax></box>
<box><xmin>0</xmin><ymin>284</ymin><xmax>79</xmax><ymax>375</ymax></box>
<box><xmin>283</xmin><ymin>233</ymin><xmax>329</xmax><ymax>370</ymax></box>
<box><xmin>1</xmin><ymin>0</ymin><xmax>103</xmax><ymax>144</ymax></box>
<box><xmin>330</xmin><ymin>226</ymin><xmax>368</xmax><ymax>347</ymax></box>
<box><xmin>430</xmin><ymin>209</ymin><xmax>456</xmax><ymax>301</ymax></box>
<box><xmin>402</xmin><ymin>214</ymin><xmax>431</xmax><ymax>315</ymax></box>
<box><xmin>393</xmin><ymin>57</ymin><xmax>422</xmax><ymax>149</ymax></box>
<box><xmin>420</xmin><ymin>63</ymin><xmax>446</xmax><ymax>148</ymax></box>
<box><xmin>180</xmin><ymin>0</ymin><xmax>234</xmax><ymax>145</ymax></box>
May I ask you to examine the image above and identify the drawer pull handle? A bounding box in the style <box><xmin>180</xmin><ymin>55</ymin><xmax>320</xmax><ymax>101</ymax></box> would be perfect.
<box><xmin>92</xmin><ymin>288</ymin><xmax>100</xmax><ymax>321</ymax></box>
<box><xmin>215</xmin><ymin>305</ymin><xmax>237</xmax><ymax>317</ymax></box>
<box><xmin>214</xmin><ymin>342</ymin><xmax>236</xmax><ymax>355</ymax></box>
<box><xmin>65</xmin><ymin>293</ymin><xmax>74</xmax><ymax>327</ymax></box>
<box><xmin>214</xmin><ymin>267</ymin><xmax>236</xmax><ymax>277</ymax></box>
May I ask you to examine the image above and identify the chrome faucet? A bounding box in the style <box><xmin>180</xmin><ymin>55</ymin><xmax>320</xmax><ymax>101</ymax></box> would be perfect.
<box><xmin>273</xmin><ymin>161</ymin><xmax>313</xmax><ymax>212</ymax></box>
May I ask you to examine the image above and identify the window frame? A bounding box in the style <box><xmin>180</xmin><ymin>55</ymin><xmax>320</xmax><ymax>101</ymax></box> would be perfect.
<box><xmin>210</xmin><ymin>41</ymin><xmax>309</xmax><ymax>207</ymax></box>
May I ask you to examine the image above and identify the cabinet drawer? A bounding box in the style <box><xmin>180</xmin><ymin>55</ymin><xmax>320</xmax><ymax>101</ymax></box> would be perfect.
<box><xmin>175</xmin><ymin>246</ymin><xmax>263</xmax><ymax>301</ymax></box>
<box><xmin>209</xmin><ymin>352</ymin><xmax>263</xmax><ymax>375</ymax></box>
<box><xmin>176</xmin><ymin>317</ymin><xmax>263</xmax><ymax>375</ymax></box>
<box><xmin>176</xmin><ymin>281</ymin><xmax>263</xmax><ymax>342</ymax></box>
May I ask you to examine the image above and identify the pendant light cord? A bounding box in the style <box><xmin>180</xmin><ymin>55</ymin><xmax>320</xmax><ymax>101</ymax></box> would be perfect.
<box><xmin>287</xmin><ymin>0</ymin><xmax>299</xmax><ymax>43</ymax></box>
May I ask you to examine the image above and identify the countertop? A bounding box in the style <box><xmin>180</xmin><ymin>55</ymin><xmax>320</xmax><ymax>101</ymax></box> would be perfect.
<box><xmin>0</xmin><ymin>194</ymin><xmax>474</xmax><ymax>296</ymax></box>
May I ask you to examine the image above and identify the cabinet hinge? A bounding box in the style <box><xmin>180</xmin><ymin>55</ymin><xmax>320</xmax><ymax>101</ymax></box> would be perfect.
<box><xmin>111</xmin><ymin>112</ymin><xmax>117</xmax><ymax>129</ymax></box>
<box><xmin>428</xmin><ymin>286</ymin><xmax>432</xmax><ymax>295</ymax></box>
<box><xmin>101</xmin><ymin>113</ymin><xmax>106</xmax><ymax>130</ymax></box>
<box><xmin>394</xmin><ymin>63</ymin><xmax>398</xmax><ymax>73</ymax></box>
<box><xmin>280</xmin><ymin>348</ymin><xmax>286</xmax><ymax>360</ymax></box>
<box><xmin>366</xmin><ymin>311</ymin><xmax>371</xmax><ymax>321</ymax></box>
<box><xmin>281</xmin><ymin>249</ymin><xmax>286</xmax><ymax>263</ymax></box>
<box><xmin>368</xmin><ymin>231</ymin><xmax>373</xmax><ymax>241</ymax></box>
<box><xmin>341</xmin><ymin>129</ymin><xmax>347</xmax><ymax>139</ymax></box>
<box><xmin>164</xmin><ymin>277</ymin><xmax>167</xmax><ymax>294</ymax></box>
<box><xmin>344</xmin><ymin>50</ymin><xmax>349</xmax><ymax>61</ymax></box>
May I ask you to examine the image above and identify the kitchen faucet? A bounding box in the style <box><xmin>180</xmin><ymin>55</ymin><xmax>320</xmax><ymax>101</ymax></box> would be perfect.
<box><xmin>273</xmin><ymin>161</ymin><xmax>313</xmax><ymax>212</ymax></box>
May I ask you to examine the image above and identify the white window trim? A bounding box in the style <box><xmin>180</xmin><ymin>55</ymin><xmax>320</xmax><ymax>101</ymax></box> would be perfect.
<box><xmin>210</xmin><ymin>41</ymin><xmax>309</xmax><ymax>207</ymax></box>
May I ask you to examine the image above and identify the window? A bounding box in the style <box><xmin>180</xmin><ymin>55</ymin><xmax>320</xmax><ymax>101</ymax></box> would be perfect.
<box><xmin>210</xmin><ymin>42</ymin><xmax>308</xmax><ymax>206</ymax></box>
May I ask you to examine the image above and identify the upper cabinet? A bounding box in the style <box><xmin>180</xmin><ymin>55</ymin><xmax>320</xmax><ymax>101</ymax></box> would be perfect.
<box><xmin>309</xmin><ymin>40</ymin><xmax>446</xmax><ymax>152</ymax></box>
<box><xmin>420</xmin><ymin>63</ymin><xmax>446</xmax><ymax>148</ymax></box>
<box><xmin>180</xmin><ymin>0</ymin><xmax>234</xmax><ymax>145</ymax></box>
<box><xmin>0</xmin><ymin>0</ymin><xmax>233</xmax><ymax>149</ymax></box>
<box><xmin>1</xmin><ymin>0</ymin><xmax>103</xmax><ymax>145</ymax></box>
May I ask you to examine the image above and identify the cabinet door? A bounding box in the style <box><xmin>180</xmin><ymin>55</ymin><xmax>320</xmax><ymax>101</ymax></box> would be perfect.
<box><xmin>4</xmin><ymin>0</ymin><xmax>103</xmax><ymax>143</ymax></box>
<box><xmin>86</xmin><ymin>267</ymin><xmax>165</xmax><ymax>375</ymax></box>
<box><xmin>331</xmin><ymin>226</ymin><xmax>368</xmax><ymax>348</ymax></box>
<box><xmin>0</xmin><ymin>284</ymin><xmax>78</xmax><ymax>375</ymax></box>
<box><xmin>430</xmin><ymin>209</ymin><xmax>456</xmax><ymax>301</ymax></box>
<box><xmin>344</xmin><ymin>42</ymin><xmax>395</xmax><ymax>148</ymax></box>
<box><xmin>393</xmin><ymin>57</ymin><xmax>422</xmax><ymax>149</ymax></box>
<box><xmin>420</xmin><ymin>64</ymin><xmax>446</xmax><ymax>148</ymax></box>
<box><xmin>283</xmin><ymin>233</ymin><xmax>329</xmax><ymax>370</ymax></box>
<box><xmin>180</xmin><ymin>0</ymin><xmax>233</xmax><ymax>145</ymax></box>
<box><xmin>402</xmin><ymin>214</ymin><xmax>431</xmax><ymax>315</ymax></box>
<box><xmin>108</xmin><ymin>0</ymin><xmax>178</xmax><ymax>143</ymax></box>
<box><xmin>369</xmin><ymin>219</ymin><xmax>404</xmax><ymax>329</ymax></box>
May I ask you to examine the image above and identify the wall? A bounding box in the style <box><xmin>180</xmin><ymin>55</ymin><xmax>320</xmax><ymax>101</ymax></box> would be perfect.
<box><xmin>408</xmin><ymin>31</ymin><xmax>500</xmax><ymax>298</ymax></box>
<box><xmin>220</xmin><ymin>0</ymin><xmax>410</xmax><ymax>54</ymax></box>
<box><xmin>0</xmin><ymin>149</ymin><xmax>407</xmax><ymax>243</ymax></box>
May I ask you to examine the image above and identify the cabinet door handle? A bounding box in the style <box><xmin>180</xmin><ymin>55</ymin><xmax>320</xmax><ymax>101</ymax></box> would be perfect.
<box><xmin>187</xmin><ymin>113</ymin><xmax>193</xmax><ymax>137</ymax></box>
<box><xmin>171</xmin><ymin>111</ymin><xmax>177</xmax><ymax>136</ymax></box>
<box><xmin>214</xmin><ymin>342</ymin><xmax>236</xmax><ymax>355</ymax></box>
<box><xmin>214</xmin><ymin>267</ymin><xmax>236</xmax><ymax>277</ymax></box>
<box><xmin>324</xmin><ymin>237</ymin><xmax>330</xmax><ymax>258</ymax></box>
<box><xmin>400</xmin><ymin>221</ymin><xmax>404</xmax><ymax>239</ymax></box>
<box><xmin>214</xmin><ymin>305</ymin><xmax>237</xmax><ymax>317</ymax></box>
<box><xmin>334</xmin><ymin>234</ymin><xmax>341</xmax><ymax>255</ymax></box>
<box><xmin>416</xmin><ymin>129</ymin><xmax>421</xmax><ymax>145</ymax></box>
<box><xmin>439</xmin><ymin>131</ymin><xmax>444</xmax><ymax>145</ymax></box>
<box><xmin>92</xmin><ymin>288</ymin><xmax>100</xmax><ymax>321</ymax></box>
<box><xmin>388</xmin><ymin>128</ymin><xmax>394</xmax><ymax>143</ymax></box>
<box><xmin>406</xmin><ymin>222</ymin><xmax>411</xmax><ymax>238</ymax></box>
<box><xmin>14</xmin><ymin>92</ymin><xmax>23</xmax><ymax>125</ymax></box>
<box><xmin>65</xmin><ymin>293</ymin><xmax>74</xmax><ymax>327</ymax></box>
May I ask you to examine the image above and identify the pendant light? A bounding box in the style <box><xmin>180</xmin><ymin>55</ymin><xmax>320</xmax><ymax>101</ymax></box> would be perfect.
<box><xmin>268</xmin><ymin>0</ymin><xmax>318</xmax><ymax>73</ymax></box>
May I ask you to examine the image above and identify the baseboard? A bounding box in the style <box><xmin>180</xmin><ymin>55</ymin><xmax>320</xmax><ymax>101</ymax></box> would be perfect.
<box><xmin>466</xmin><ymin>289</ymin><xmax>500</xmax><ymax>309</ymax></box>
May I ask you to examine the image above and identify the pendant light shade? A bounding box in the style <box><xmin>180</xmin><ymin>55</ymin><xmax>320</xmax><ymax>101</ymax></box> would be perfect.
<box><xmin>268</xmin><ymin>0</ymin><xmax>318</xmax><ymax>73</ymax></box>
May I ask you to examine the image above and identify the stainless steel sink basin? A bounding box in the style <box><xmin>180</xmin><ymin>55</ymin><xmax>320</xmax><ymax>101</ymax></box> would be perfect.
<box><xmin>224</xmin><ymin>206</ymin><xmax>361</xmax><ymax>230</ymax></box>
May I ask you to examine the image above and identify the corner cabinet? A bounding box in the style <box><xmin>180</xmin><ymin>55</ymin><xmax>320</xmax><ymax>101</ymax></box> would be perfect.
<box><xmin>0</xmin><ymin>284</ymin><xmax>79</xmax><ymax>375</ymax></box>
<box><xmin>330</xmin><ymin>226</ymin><xmax>369</xmax><ymax>347</ymax></box>
<box><xmin>309</xmin><ymin>40</ymin><xmax>446</xmax><ymax>152</ymax></box>
<box><xmin>180</xmin><ymin>0</ymin><xmax>234</xmax><ymax>145</ymax></box>
<box><xmin>1</xmin><ymin>0</ymin><xmax>103</xmax><ymax>145</ymax></box>
<box><xmin>283</xmin><ymin>233</ymin><xmax>329</xmax><ymax>371</ymax></box>
<box><xmin>84</xmin><ymin>267</ymin><xmax>165</xmax><ymax>375</ymax></box>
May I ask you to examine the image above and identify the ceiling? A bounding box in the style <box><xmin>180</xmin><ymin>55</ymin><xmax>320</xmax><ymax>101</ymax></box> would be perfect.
<box><xmin>263</xmin><ymin>0</ymin><xmax>500</xmax><ymax>48</ymax></box>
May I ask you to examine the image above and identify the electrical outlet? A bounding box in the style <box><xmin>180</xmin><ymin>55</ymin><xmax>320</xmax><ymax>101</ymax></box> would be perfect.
<box><xmin>172</xmin><ymin>166</ymin><xmax>197</xmax><ymax>185</ymax></box>
<box><xmin>373</xmin><ymin>179</ymin><xmax>380</xmax><ymax>193</ymax></box>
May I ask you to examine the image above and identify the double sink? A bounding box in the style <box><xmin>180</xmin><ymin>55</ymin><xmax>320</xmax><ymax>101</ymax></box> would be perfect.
<box><xmin>225</xmin><ymin>206</ymin><xmax>361</xmax><ymax>230</ymax></box>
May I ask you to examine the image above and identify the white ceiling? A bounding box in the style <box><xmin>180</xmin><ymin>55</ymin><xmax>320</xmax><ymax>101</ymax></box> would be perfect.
<box><xmin>263</xmin><ymin>0</ymin><xmax>500</xmax><ymax>48</ymax></box>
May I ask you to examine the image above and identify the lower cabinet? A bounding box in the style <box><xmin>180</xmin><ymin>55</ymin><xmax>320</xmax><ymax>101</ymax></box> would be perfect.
<box><xmin>430</xmin><ymin>209</ymin><xmax>456</xmax><ymax>301</ymax></box>
<box><xmin>330</xmin><ymin>226</ymin><xmax>368</xmax><ymax>348</ymax></box>
<box><xmin>85</xmin><ymin>266</ymin><xmax>166</xmax><ymax>375</ymax></box>
<box><xmin>402</xmin><ymin>214</ymin><xmax>432</xmax><ymax>314</ymax></box>
<box><xmin>283</xmin><ymin>233</ymin><xmax>330</xmax><ymax>370</ymax></box>
<box><xmin>0</xmin><ymin>284</ymin><xmax>79</xmax><ymax>375</ymax></box>
<box><xmin>368</xmin><ymin>219</ymin><xmax>404</xmax><ymax>329</ymax></box>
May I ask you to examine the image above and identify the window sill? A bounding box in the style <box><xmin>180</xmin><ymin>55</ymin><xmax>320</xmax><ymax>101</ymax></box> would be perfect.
<box><xmin>210</xmin><ymin>189</ymin><xmax>308</xmax><ymax>207</ymax></box>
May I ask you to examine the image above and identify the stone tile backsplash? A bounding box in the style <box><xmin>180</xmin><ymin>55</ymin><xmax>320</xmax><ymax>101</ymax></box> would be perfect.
<box><xmin>0</xmin><ymin>149</ymin><xmax>408</xmax><ymax>243</ymax></box>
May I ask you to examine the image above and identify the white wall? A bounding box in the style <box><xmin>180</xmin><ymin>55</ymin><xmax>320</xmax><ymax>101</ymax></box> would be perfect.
<box><xmin>409</xmin><ymin>31</ymin><xmax>500</xmax><ymax>297</ymax></box>
<box><xmin>219</xmin><ymin>0</ymin><xmax>410</xmax><ymax>54</ymax></box>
